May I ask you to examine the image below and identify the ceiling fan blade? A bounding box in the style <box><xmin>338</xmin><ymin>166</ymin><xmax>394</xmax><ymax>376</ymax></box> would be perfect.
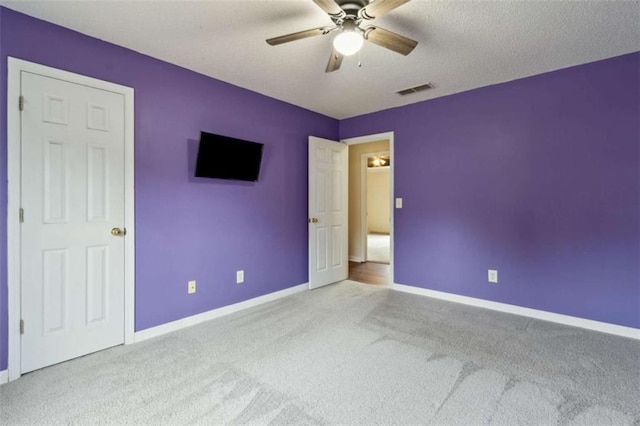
<box><xmin>312</xmin><ymin>0</ymin><xmax>346</xmax><ymax>19</ymax></box>
<box><xmin>359</xmin><ymin>0</ymin><xmax>410</xmax><ymax>20</ymax></box>
<box><xmin>266</xmin><ymin>27</ymin><xmax>331</xmax><ymax>46</ymax></box>
<box><xmin>364</xmin><ymin>26</ymin><xmax>418</xmax><ymax>56</ymax></box>
<box><xmin>326</xmin><ymin>48</ymin><xmax>344</xmax><ymax>73</ymax></box>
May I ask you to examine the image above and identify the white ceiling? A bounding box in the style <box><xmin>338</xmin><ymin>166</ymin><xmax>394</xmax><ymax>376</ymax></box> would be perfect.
<box><xmin>2</xmin><ymin>0</ymin><xmax>639</xmax><ymax>119</ymax></box>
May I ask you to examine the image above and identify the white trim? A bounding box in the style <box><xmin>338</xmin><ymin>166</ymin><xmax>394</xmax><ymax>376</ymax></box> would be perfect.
<box><xmin>0</xmin><ymin>370</ymin><xmax>8</xmax><ymax>385</ymax></box>
<box><xmin>7</xmin><ymin>58</ymin><xmax>22</xmax><ymax>383</ymax></box>
<box><xmin>342</xmin><ymin>132</ymin><xmax>393</xmax><ymax>146</ymax></box>
<box><xmin>6</xmin><ymin>57</ymin><xmax>135</xmax><ymax>382</ymax></box>
<box><xmin>342</xmin><ymin>132</ymin><xmax>395</xmax><ymax>281</ymax></box>
<box><xmin>393</xmin><ymin>283</ymin><xmax>640</xmax><ymax>340</ymax></box>
<box><xmin>134</xmin><ymin>283</ymin><xmax>309</xmax><ymax>343</ymax></box>
<box><xmin>349</xmin><ymin>256</ymin><xmax>364</xmax><ymax>263</ymax></box>
<box><xmin>122</xmin><ymin>72</ymin><xmax>136</xmax><ymax>345</ymax></box>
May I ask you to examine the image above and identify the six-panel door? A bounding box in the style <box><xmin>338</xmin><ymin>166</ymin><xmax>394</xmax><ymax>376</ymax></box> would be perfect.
<box><xmin>20</xmin><ymin>71</ymin><xmax>126</xmax><ymax>373</ymax></box>
<box><xmin>308</xmin><ymin>136</ymin><xmax>348</xmax><ymax>289</ymax></box>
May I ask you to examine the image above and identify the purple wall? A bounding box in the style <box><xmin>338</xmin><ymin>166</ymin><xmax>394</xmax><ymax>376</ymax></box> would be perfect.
<box><xmin>0</xmin><ymin>7</ymin><xmax>339</xmax><ymax>370</ymax></box>
<box><xmin>1</xmin><ymin>7</ymin><xmax>638</xmax><ymax>374</ymax></box>
<box><xmin>341</xmin><ymin>52</ymin><xmax>640</xmax><ymax>329</ymax></box>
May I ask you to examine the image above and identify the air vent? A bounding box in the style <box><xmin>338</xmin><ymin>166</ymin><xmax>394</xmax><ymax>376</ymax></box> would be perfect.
<box><xmin>396</xmin><ymin>83</ymin><xmax>434</xmax><ymax>96</ymax></box>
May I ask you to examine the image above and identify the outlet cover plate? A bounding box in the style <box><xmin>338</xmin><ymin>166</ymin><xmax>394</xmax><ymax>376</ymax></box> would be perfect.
<box><xmin>488</xmin><ymin>270</ymin><xmax>498</xmax><ymax>284</ymax></box>
<box><xmin>188</xmin><ymin>280</ymin><xmax>196</xmax><ymax>294</ymax></box>
<box><xmin>236</xmin><ymin>270</ymin><xmax>244</xmax><ymax>284</ymax></box>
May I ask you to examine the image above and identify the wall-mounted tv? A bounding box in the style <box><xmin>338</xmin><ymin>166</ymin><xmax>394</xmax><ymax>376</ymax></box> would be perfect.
<box><xmin>195</xmin><ymin>131</ymin><xmax>264</xmax><ymax>182</ymax></box>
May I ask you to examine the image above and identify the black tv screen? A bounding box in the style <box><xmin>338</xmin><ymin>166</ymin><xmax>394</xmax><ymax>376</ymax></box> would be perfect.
<box><xmin>195</xmin><ymin>131</ymin><xmax>264</xmax><ymax>182</ymax></box>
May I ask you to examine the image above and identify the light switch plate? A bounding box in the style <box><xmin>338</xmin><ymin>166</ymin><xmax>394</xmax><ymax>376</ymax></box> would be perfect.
<box><xmin>395</xmin><ymin>198</ymin><xmax>403</xmax><ymax>209</ymax></box>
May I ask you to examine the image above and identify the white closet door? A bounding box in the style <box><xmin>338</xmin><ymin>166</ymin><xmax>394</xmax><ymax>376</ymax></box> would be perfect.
<box><xmin>21</xmin><ymin>71</ymin><xmax>126</xmax><ymax>373</ymax></box>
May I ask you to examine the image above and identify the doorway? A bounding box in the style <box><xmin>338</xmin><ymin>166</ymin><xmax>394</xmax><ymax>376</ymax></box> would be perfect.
<box><xmin>343</xmin><ymin>132</ymin><xmax>394</xmax><ymax>286</ymax></box>
<box><xmin>365</xmin><ymin>153</ymin><xmax>391</xmax><ymax>264</ymax></box>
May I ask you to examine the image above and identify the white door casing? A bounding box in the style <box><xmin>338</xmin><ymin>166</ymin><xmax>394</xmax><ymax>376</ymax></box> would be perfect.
<box><xmin>308</xmin><ymin>136</ymin><xmax>348</xmax><ymax>289</ymax></box>
<box><xmin>7</xmin><ymin>58</ymin><xmax>135</xmax><ymax>381</ymax></box>
<box><xmin>343</xmin><ymin>132</ymin><xmax>395</xmax><ymax>282</ymax></box>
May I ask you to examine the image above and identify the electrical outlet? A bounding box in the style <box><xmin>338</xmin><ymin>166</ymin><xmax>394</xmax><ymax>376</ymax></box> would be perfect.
<box><xmin>188</xmin><ymin>280</ymin><xmax>196</xmax><ymax>294</ymax></box>
<box><xmin>236</xmin><ymin>270</ymin><xmax>244</xmax><ymax>284</ymax></box>
<box><xmin>488</xmin><ymin>270</ymin><xmax>498</xmax><ymax>284</ymax></box>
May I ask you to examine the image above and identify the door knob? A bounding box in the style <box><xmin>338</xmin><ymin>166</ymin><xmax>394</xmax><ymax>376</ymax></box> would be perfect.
<box><xmin>308</xmin><ymin>217</ymin><xmax>319</xmax><ymax>224</ymax></box>
<box><xmin>111</xmin><ymin>227</ymin><xmax>125</xmax><ymax>236</ymax></box>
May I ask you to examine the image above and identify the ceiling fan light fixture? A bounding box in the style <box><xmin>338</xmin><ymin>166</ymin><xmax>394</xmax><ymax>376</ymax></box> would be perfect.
<box><xmin>333</xmin><ymin>29</ymin><xmax>364</xmax><ymax>56</ymax></box>
<box><xmin>266</xmin><ymin>0</ymin><xmax>418</xmax><ymax>72</ymax></box>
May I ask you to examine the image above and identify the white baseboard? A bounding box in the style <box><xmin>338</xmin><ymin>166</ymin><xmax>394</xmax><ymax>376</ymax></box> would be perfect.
<box><xmin>392</xmin><ymin>283</ymin><xmax>640</xmax><ymax>340</ymax></box>
<box><xmin>349</xmin><ymin>256</ymin><xmax>364</xmax><ymax>262</ymax></box>
<box><xmin>0</xmin><ymin>370</ymin><xmax>8</xmax><ymax>385</ymax></box>
<box><xmin>133</xmin><ymin>283</ymin><xmax>309</xmax><ymax>343</ymax></box>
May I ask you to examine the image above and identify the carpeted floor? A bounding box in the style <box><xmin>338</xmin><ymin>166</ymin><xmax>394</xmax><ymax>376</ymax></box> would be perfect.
<box><xmin>1</xmin><ymin>281</ymin><xmax>638</xmax><ymax>425</ymax></box>
<box><xmin>367</xmin><ymin>233</ymin><xmax>390</xmax><ymax>264</ymax></box>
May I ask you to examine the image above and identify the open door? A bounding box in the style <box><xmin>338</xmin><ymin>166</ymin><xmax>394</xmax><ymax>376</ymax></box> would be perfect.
<box><xmin>308</xmin><ymin>136</ymin><xmax>348</xmax><ymax>289</ymax></box>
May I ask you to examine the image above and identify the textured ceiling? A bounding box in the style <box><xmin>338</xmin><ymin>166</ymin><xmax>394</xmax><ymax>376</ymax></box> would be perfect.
<box><xmin>2</xmin><ymin>0</ymin><xmax>639</xmax><ymax>119</ymax></box>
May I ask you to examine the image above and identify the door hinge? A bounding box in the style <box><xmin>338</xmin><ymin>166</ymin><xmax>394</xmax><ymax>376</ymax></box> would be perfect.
<box><xmin>19</xmin><ymin>208</ymin><xmax>24</xmax><ymax>223</ymax></box>
<box><xmin>19</xmin><ymin>95</ymin><xmax>24</xmax><ymax>111</ymax></box>
<box><xmin>19</xmin><ymin>319</ymin><xmax>24</xmax><ymax>335</ymax></box>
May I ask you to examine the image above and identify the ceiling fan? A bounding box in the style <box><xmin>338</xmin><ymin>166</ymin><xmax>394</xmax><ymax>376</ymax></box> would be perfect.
<box><xmin>266</xmin><ymin>0</ymin><xmax>418</xmax><ymax>73</ymax></box>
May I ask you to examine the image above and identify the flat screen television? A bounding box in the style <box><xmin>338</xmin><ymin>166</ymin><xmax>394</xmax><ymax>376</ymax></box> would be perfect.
<box><xmin>195</xmin><ymin>131</ymin><xmax>264</xmax><ymax>182</ymax></box>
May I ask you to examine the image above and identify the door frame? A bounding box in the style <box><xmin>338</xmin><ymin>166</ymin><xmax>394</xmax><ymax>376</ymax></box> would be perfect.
<box><xmin>360</xmin><ymin>150</ymin><xmax>390</xmax><ymax>262</ymax></box>
<box><xmin>342</xmin><ymin>132</ymin><xmax>394</xmax><ymax>282</ymax></box>
<box><xmin>6</xmin><ymin>57</ymin><xmax>135</xmax><ymax>382</ymax></box>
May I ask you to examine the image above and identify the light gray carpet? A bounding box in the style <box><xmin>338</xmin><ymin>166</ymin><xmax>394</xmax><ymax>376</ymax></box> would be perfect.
<box><xmin>1</xmin><ymin>281</ymin><xmax>639</xmax><ymax>425</ymax></box>
<box><xmin>368</xmin><ymin>233</ymin><xmax>390</xmax><ymax>264</ymax></box>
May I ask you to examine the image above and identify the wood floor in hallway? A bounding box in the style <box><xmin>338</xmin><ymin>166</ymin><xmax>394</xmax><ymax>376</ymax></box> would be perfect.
<box><xmin>348</xmin><ymin>261</ymin><xmax>390</xmax><ymax>286</ymax></box>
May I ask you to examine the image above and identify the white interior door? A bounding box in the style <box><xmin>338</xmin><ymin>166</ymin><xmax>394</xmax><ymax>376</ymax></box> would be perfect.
<box><xmin>20</xmin><ymin>71</ymin><xmax>126</xmax><ymax>373</ymax></box>
<box><xmin>308</xmin><ymin>136</ymin><xmax>348</xmax><ymax>289</ymax></box>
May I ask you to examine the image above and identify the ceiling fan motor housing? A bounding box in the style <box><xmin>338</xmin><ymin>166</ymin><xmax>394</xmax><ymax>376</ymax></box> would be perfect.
<box><xmin>341</xmin><ymin>18</ymin><xmax>361</xmax><ymax>33</ymax></box>
<box><xmin>336</xmin><ymin>0</ymin><xmax>369</xmax><ymax>17</ymax></box>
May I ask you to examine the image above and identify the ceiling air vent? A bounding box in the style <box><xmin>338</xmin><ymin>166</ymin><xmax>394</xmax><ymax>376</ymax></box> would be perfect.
<box><xmin>396</xmin><ymin>83</ymin><xmax>434</xmax><ymax>96</ymax></box>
